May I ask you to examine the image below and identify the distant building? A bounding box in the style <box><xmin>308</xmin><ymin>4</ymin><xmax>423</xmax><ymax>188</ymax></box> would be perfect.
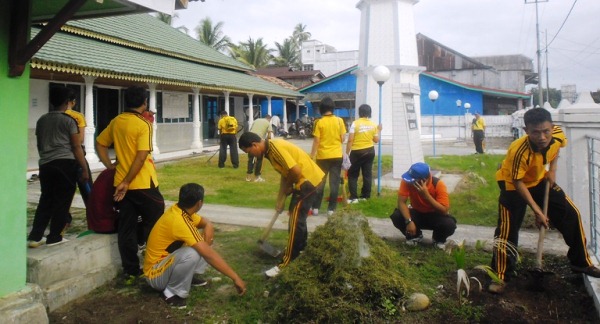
<box><xmin>301</xmin><ymin>40</ymin><xmax>359</xmax><ymax>77</ymax></box>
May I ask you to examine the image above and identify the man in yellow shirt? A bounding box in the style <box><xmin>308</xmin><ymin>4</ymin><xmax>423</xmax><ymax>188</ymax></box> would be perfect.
<box><xmin>310</xmin><ymin>97</ymin><xmax>346</xmax><ymax>216</ymax></box>
<box><xmin>489</xmin><ymin>108</ymin><xmax>600</xmax><ymax>294</ymax></box>
<box><xmin>217</xmin><ymin>110</ymin><xmax>239</xmax><ymax>168</ymax></box>
<box><xmin>471</xmin><ymin>113</ymin><xmax>486</xmax><ymax>154</ymax></box>
<box><xmin>345</xmin><ymin>104</ymin><xmax>381</xmax><ymax>203</ymax></box>
<box><xmin>64</xmin><ymin>98</ymin><xmax>93</xmax><ymax>207</ymax></box>
<box><xmin>144</xmin><ymin>183</ymin><xmax>246</xmax><ymax>308</ymax></box>
<box><xmin>239</xmin><ymin>132</ymin><xmax>324</xmax><ymax>278</ymax></box>
<box><xmin>96</xmin><ymin>85</ymin><xmax>165</xmax><ymax>282</ymax></box>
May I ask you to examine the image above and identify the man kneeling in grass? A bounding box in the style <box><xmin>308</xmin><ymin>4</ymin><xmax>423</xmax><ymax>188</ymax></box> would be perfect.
<box><xmin>144</xmin><ymin>183</ymin><xmax>246</xmax><ymax>308</ymax></box>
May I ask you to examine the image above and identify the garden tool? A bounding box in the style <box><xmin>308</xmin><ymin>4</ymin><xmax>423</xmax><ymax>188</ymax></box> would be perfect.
<box><xmin>258</xmin><ymin>196</ymin><xmax>284</xmax><ymax>258</ymax></box>
<box><xmin>528</xmin><ymin>181</ymin><xmax>553</xmax><ymax>292</ymax></box>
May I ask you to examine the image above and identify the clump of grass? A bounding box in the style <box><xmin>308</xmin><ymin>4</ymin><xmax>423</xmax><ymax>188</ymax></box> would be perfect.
<box><xmin>268</xmin><ymin>211</ymin><xmax>415</xmax><ymax>323</ymax></box>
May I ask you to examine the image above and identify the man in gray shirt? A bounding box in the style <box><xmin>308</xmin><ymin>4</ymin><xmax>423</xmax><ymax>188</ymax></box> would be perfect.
<box><xmin>28</xmin><ymin>85</ymin><xmax>89</xmax><ymax>247</ymax></box>
<box><xmin>246</xmin><ymin>114</ymin><xmax>272</xmax><ymax>182</ymax></box>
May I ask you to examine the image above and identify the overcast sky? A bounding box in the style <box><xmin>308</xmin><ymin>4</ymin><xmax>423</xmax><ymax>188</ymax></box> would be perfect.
<box><xmin>176</xmin><ymin>0</ymin><xmax>600</xmax><ymax>92</ymax></box>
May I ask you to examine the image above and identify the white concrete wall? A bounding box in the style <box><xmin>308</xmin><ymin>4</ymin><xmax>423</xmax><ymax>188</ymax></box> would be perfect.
<box><xmin>554</xmin><ymin>104</ymin><xmax>600</xmax><ymax>242</ymax></box>
<box><xmin>420</xmin><ymin>115</ymin><xmax>513</xmax><ymax>139</ymax></box>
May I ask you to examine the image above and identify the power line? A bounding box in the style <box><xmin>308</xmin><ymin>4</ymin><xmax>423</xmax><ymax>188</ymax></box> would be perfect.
<box><xmin>546</xmin><ymin>0</ymin><xmax>578</xmax><ymax>49</ymax></box>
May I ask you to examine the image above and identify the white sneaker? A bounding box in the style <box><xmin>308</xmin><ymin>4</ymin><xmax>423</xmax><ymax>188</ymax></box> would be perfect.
<box><xmin>46</xmin><ymin>238</ymin><xmax>69</xmax><ymax>247</ymax></box>
<box><xmin>265</xmin><ymin>266</ymin><xmax>281</xmax><ymax>278</ymax></box>
<box><xmin>27</xmin><ymin>237</ymin><xmax>46</xmax><ymax>248</ymax></box>
<box><xmin>312</xmin><ymin>209</ymin><xmax>319</xmax><ymax>216</ymax></box>
<box><xmin>347</xmin><ymin>199</ymin><xmax>359</xmax><ymax>204</ymax></box>
<box><xmin>405</xmin><ymin>235</ymin><xmax>423</xmax><ymax>246</ymax></box>
<box><xmin>327</xmin><ymin>210</ymin><xmax>334</xmax><ymax>216</ymax></box>
<box><xmin>254</xmin><ymin>176</ymin><xmax>265</xmax><ymax>182</ymax></box>
<box><xmin>434</xmin><ymin>241</ymin><xmax>446</xmax><ymax>250</ymax></box>
<box><xmin>246</xmin><ymin>174</ymin><xmax>253</xmax><ymax>182</ymax></box>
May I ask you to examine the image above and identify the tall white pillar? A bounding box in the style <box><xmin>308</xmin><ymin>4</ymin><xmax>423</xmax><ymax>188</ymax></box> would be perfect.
<box><xmin>148</xmin><ymin>83</ymin><xmax>160</xmax><ymax>155</ymax></box>
<box><xmin>267</xmin><ymin>96</ymin><xmax>272</xmax><ymax>116</ymax></box>
<box><xmin>295</xmin><ymin>99</ymin><xmax>300</xmax><ymax>121</ymax></box>
<box><xmin>82</xmin><ymin>76</ymin><xmax>99</xmax><ymax>162</ymax></box>
<box><xmin>356</xmin><ymin>0</ymin><xmax>424</xmax><ymax>178</ymax></box>
<box><xmin>190</xmin><ymin>87</ymin><xmax>203</xmax><ymax>150</ymax></box>
<box><xmin>223</xmin><ymin>91</ymin><xmax>230</xmax><ymax>115</ymax></box>
<box><xmin>247</xmin><ymin>93</ymin><xmax>255</xmax><ymax>126</ymax></box>
<box><xmin>554</xmin><ymin>93</ymin><xmax>600</xmax><ymax>241</ymax></box>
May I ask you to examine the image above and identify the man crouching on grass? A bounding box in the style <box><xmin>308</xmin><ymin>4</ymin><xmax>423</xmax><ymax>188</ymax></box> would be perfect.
<box><xmin>144</xmin><ymin>183</ymin><xmax>246</xmax><ymax>308</ymax></box>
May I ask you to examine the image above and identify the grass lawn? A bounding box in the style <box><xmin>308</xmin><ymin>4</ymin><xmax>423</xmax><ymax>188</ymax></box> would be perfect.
<box><xmin>157</xmin><ymin>153</ymin><xmax>505</xmax><ymax>227</ymax></box>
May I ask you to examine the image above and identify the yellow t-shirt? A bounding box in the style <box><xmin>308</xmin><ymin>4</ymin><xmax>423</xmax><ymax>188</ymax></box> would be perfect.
<box><xmin>218</xmin><ymin>116</ymin><xmax>238</xmax><ymax>134</ymax></box>
<box><xmin>496</xmin><ymin>125</ymin><xmax>566</xmax><ymax>190</ymax></box>
<box><xmin>265</xmin><ymin>139</ymin><xmax>325</xmax><ymax>190</ymax></box>
<box><xmin>472</xmin><ymin>117</ymin><xmax>485</xmax><ymax>131</ymax></box>
<box><xmin>349</xmin><ymin>117</ymin><xmax>378</xmax><ymax>150</ymax></box>
<box><xmin>143</xmin><ymin>204</ymin><xmax>203</xmax><ymax>278</ymax></box>
<box><xmin>313</xmin><ymin>115</ymin><xmax>346</xmax><ymax>159</ymax></box>
<box><xmin>96</xmin><ymin>111</ymin><xmax>159</xmax><ymax>189</ymax></box>
<box><xmin>64</xmin><ymin>109</ymin><xmax>86</xmax><ymax>128</ymax></box>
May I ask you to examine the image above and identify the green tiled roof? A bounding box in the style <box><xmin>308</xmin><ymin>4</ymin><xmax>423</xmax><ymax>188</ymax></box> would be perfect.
<box><xmin>65</xmin><ymin>13</ymin><xmax>251</xmax><ymax>72</ymax></box>
<box><xmin>31</xmin><ymin>26</ymin><xmax>300</xmax><ymax>98</ymax></box>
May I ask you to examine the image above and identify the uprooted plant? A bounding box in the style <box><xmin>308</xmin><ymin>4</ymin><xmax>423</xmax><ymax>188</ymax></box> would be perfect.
<box><xmin>266</xmin><ymin>211</ymin><xmax>418</xmax><ymax>323</ymax></box>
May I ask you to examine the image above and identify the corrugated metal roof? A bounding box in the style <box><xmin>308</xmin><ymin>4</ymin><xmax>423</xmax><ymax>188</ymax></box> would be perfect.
<box><xmin>31</xmin><ymin>27</ymin><xmax>301</xmax><ymax>98</ymax></box>
<box><xmin>64</xmin><ymin>13</ymin><xmax>251</xmax><ymax>72</ymax></box>
<box><xmin>424</xmin><ymin>72</ymin><xmax>530</xmax><ymax>99</ymax></box>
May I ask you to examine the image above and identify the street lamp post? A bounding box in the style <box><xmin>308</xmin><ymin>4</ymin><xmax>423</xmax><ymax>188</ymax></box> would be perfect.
<box><xmin>464</xmin><ymin>103</ymin><xmax>471</xmax><ymax>141</ymax></box>
<box><xmin>456</xmin><ymin>99</ymin><xmax>462</xmax><ymax>139</ymax></box>
<box><xmin>372</xmin><ymin>65</ymin><xmax>390</xmax><ymax>197</ymax></box>
<box><xmin>428</xmin><ymin>90</ymin><xmax>439</xmax><ymax>157</ymax></box>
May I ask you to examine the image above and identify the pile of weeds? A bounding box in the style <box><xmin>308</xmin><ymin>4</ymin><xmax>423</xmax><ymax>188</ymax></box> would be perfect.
<box><xmin>267</xmin><ymin>211</ymin><xmax>418</xmax><ymax>323</ymax></box>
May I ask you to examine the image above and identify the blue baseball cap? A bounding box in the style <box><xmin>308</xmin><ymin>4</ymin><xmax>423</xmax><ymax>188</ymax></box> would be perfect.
<box><xmin>402</xmin><ymin>162</ymin><xmax>430</xmax><ymax>183</ymax></box>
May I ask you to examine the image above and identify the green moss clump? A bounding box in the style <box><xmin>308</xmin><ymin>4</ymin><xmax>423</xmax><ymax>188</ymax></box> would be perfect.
<box><xmin>268</xmin><ymin>211</ymin><xmax>415</xmax><ymax>323</ymax></box>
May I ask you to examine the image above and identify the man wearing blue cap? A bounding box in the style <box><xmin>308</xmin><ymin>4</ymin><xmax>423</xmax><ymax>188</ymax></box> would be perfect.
<box><xmin>389</xmin><ymin>162</ymin><xmax>457</xmax><ymax>249</ymax></box>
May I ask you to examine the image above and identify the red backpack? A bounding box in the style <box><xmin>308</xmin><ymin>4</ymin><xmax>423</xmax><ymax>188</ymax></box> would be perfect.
<box><xmin>86</xmin><ymin>168</ymin><xmax>118</xmax><ymax>233</ymax></box>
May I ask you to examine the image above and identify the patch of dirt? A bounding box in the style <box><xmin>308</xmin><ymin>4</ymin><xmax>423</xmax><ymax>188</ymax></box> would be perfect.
<box><xmin>48</xmin><ymin>243</ymin><xmax>599</xmax><ymax>323</ymax></box>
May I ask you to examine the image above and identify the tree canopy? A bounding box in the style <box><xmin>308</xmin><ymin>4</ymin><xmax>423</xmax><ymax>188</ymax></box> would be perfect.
<box><xmin>195</xmin><ymin>17</ymin><xmax>231</xmax><ymax>53</ymax></box>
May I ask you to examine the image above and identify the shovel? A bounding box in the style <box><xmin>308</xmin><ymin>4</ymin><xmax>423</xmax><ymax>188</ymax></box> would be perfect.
<box><xmin>257</xmin><ymin>197</ymin><xmax>285</xmax><ymax>258</ymax></box>
<box><xmin>528</xmin><ymin>181</ymin><xmax>552</xmax><ymax>291</ymax></box>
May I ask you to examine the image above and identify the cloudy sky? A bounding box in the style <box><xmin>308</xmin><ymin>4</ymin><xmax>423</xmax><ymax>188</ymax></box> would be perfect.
<box><xmin>176</xmin><ymin>0</ymin><xmax>600</xmax><ymax>92</ymax></box>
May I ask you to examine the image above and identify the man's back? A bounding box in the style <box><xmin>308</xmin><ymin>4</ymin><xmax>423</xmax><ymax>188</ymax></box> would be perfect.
<box><xmin>250</xmin><ymin>118</ymin><xmax>272</xmax><ymax>138</ymax></box>
<box><xmin>36</xmin><ymin>111</ymin><xmax>78</xmax><ymax>165</ymax></box>
<box><xmin>313</xmin><ymin>115</ymin><xmax>346</xmax><ymax>159</ymax></box>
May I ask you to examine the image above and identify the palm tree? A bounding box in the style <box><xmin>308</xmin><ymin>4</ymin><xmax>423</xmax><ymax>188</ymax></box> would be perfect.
<box><xmin>195</xmin><ymin>17</ymin><xmax>231</xmax><ymax>53</ymax></box>
<box><xmin>273</xmin><ymin>38</ymin><xmax>300</xmax><ymax>69</ymax></box>
<box><xmin>154</xmin><ymin>12</ymin><xmax>188</xmax><ymax>34</ymax></box>
<box><xmin>229</xmin><ymin>37</ymin><xmax>273</xmax><ymax>69</ymax></box>
<box><xmin>292</xmin><ymin>23</ymin><xmax>311</xmax><ymax>47</ymax></box>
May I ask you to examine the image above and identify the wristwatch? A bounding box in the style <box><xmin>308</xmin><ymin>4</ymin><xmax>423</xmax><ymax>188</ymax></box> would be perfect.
<box><xmin>405</xmin><ymin>218</ymin><xmax>413</xmax><ymax>225</ymax></box>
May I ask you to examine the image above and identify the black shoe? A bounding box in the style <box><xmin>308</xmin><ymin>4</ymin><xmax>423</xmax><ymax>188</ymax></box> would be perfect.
<box><xmin>571</xmin><ymin>265</ymin><xmax>600</xmax><ymax>278</ymax></box>
<box><xmin>162</xmin><ymin>293</ymin><xmax>187</xmax><ymax>309</ymax></box>
<box><xmin>191</xmin><ymin>276</ymin><xmax>208</xmax><ymax>287</ymax></box>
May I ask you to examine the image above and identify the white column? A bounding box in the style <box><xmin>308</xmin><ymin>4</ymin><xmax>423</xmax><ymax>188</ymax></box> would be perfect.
<box><xmin>82</xmin><ymin>76</ymin><xmax>98</xmax><ymax>162</ymax></box>
<box><xmin>267</xmin><ymin>96</ymin><xmax>272</xmax><ymax>115</ymax></box>
<box><xmin>554</xmin><ymin>94</ymin><xmax>600</xmax><ymax>240</ymax></box>
<box><xmin>148</xmin><ymin>83</ymin><xmax>160</xmax><ymax>155</ymax></box>
<box><xmin>190</xmin><ymin>87</ymin><xmax>203</xmax><ymax>150</ymax></box>
<box><xmin>295</xmin><ymin>99</ymin><xmax>300</xmax><ymax>121</ymax></box>
<box><xmin>247</xmin><ymin>93</ymin><xmax>255</xmax><ymax>126</ymax></box>
<box><xmin>223</xmin><ymin>91</ymin><xmax>230</xmax><ymax>114</ymax></box>
<box><xmin>282</xmin><ymin>98</ymin><xmax>288</xmax><ymax>131</ymax></box>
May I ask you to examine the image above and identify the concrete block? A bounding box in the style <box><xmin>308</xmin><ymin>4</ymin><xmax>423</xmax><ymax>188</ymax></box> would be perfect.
<box><xmin>0</xmin><ymin>284</ymin><xmax>48</xmax><ymax>324</ymax></box>
<box><xmin>27</xmin><ymin>234</ymin><xmax>120</xmax><ymax>287</ymax></box>
<box><xmin>44</xmin><ymin>265</ymin><xmax>120</xmax><ymax>312</ymax></box>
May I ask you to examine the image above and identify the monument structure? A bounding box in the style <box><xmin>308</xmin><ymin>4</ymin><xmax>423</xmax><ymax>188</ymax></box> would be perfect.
<box><xmin>355</xmin><ymin>0</ymin><xmax>424</xmax><ymax>178</ymax></box>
